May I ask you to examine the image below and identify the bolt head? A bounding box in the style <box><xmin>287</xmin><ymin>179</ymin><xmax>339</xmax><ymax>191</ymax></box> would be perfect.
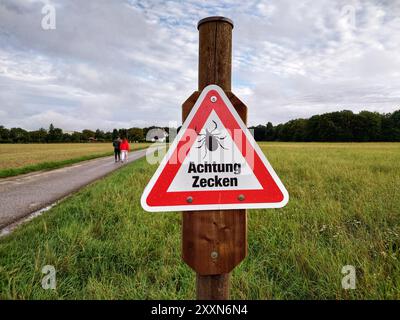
<box><xmin>210</xmin><ymin>96</ymin><xmax>217</xmax><ymax>103</ymax></box>
<box><xmin>211</xmin><ymin>251</ymin><xmax>218</xmax><ymax>259</ymax></box>
<box><xmin>238</xmin><ymin>194</ymin><xmax>245</xmax><ymax>201</ymax></box>
<box><xmin>186</xmin><ymin>196</ymin><xmax>193</xmax><ymax>203</ymax></box>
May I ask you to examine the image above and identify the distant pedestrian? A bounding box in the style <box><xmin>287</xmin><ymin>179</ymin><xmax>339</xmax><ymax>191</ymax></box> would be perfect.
<box><xmin>120</xmin><ymin>138</ymin><xmax>130</xmax><ymax>163</ymax></box>
<box><xmin>113</xmin><ymin>137</ymin><xmax>121</xmax><ymax>163</ymax></box>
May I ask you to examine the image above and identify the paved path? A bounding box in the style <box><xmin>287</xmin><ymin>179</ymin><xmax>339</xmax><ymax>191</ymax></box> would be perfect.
<box><xmin>0</xmin><ymin>148</ymin><xmax>152</xmax><ymax>228</ymax></box>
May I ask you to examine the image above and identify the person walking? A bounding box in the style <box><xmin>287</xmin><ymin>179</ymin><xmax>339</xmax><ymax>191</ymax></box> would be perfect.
<box><xmin>112</xmin><ymin>137</ymin><xmax>121</xmax><ymax>163</ymax></box>
<box><xmin>120</xmin><ymin>137</ymin><xmax>130</xmax><ymax>163</ymax></box>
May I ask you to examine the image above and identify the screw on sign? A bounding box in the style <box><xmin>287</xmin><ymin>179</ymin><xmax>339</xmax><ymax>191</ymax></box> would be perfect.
<box><xmin>141</xmin><ymin>17</ymin><xmax>289</xmax><ymax>300</ymax></box>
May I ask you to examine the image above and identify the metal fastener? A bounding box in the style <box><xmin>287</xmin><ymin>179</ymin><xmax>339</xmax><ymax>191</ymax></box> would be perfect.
<box><xmin>211</xmin><ymin>251</ymin><xmax>218</xmax><ymax>259</ymax></box>
<box><xmin>186</xmin><ymin>196</ymin><xmax>193</xmax><ymax>203</ymax></box>
<box><xmin>238</xmin><ymin>194</ymin><xmax>245</xmax><ymax>201</ymax></box>
<box><xmin>210</xmin><ymin>96</ymin><xmax>217</xmax><ymax>103</ymax></box>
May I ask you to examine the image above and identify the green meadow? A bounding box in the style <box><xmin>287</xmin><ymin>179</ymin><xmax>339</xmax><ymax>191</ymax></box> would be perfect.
<box><xmin>0</xmin><ymin>142</ymin><xmax>399</xmax><ymax>299</ymax></box>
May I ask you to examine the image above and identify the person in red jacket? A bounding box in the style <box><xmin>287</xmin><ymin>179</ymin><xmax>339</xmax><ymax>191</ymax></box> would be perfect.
<box><xmin>120</xmin><ymin>138</ymin><xmax>130</xmax><ymax>163</ymax></box>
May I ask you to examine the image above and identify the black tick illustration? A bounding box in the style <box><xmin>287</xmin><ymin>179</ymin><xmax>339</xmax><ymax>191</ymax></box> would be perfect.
<box><xmin>195</xmin><ymin>120</ymin><xmax>227</xmax><ymax>158</ymax></box>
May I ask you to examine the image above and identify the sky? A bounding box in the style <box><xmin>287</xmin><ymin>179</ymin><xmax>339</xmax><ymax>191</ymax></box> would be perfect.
<box><xmin>0</xmin><ymin>0</ymin><xmax>399</xmax><ymax>131</ymax></box>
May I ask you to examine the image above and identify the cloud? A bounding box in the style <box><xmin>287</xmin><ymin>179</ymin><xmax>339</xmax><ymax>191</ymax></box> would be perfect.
<box><xmin>0</xmin><ymin>0</ymin><xmax>399</xmax><ymax>131</ymax></box>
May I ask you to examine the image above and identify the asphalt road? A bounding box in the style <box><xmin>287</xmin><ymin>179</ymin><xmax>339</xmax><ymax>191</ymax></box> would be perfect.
<box><xmin>0</xmin><ymin>148</ymin><xmax>151</xmax><ymax>228</ymax></box>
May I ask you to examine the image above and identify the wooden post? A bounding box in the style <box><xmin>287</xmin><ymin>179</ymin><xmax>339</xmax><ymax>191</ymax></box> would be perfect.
<box><xmin>182</xmin><ymin>16</ymin><xmax>248</xmax><ymax>300</ymax></box>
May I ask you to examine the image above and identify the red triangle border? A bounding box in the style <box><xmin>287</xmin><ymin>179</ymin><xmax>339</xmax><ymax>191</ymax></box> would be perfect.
<box><xmin>141</xmin><ymin>85</ymin><xmax>289</xmax><ymax>212</ymax></box>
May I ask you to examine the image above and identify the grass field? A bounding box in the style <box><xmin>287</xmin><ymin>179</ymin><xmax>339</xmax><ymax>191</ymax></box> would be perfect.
<box><xmin>0</xmin><ymin>143</ymin><xmax>150</xmax><ymax>178</ymax></box>
<box><xmin>0</xmin><ymin>142</ymin><xmax>399</xmax><ymax>299</ymax></box>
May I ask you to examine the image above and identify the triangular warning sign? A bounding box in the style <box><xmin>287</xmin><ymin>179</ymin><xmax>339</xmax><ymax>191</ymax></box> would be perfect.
<box><xmin>141</xmin><ymin>85</ymin><xmax>289</xmax><ymax>212</ymax></box>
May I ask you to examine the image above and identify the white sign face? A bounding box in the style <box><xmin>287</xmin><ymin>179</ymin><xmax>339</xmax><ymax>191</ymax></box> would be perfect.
<box><xmin>141</xmin><ymin>85</ymin><xmax>289</xmax><ymax>212</ymax></box>
<box><xmin>167</xmin><ymin>110</ymin><xmax>262</xmax><ymax>192</ymax></box>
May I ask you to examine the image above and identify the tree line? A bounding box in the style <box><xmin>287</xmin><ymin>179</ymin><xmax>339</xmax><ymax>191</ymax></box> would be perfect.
<box><xmin>0</xmin><ymin>124</ymin><xmax>168</xmax><ymax>143</ymax></box>
<box><xmin>250</xmin><ymin>109</ymin><xmax>400</xmax><ymax>142</ymax></box>
<box><xmin>1</xmin><ymin>109</ymin><xmax>399</xmax><ymax>143</ymax></box>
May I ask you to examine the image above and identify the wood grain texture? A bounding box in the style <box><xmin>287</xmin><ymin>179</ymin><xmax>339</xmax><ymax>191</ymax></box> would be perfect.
<box><xmin>198</xmin><ymin>21</ymin><xmax>232</xmax><ymax>91</ymax></box>
<box><xmin>196</xmin><ymin>273</ymin><xmax>230</xmax><ymax>300</ymax></box>
<box><xmin>182</xmin><ymin>91</ymin><xmax>248</xmax><ymax>275</ymax></box>
<box><xmin>182</xmin><ymin>18</ymin><xmax>247</xmax><ymax>299</ymax></box>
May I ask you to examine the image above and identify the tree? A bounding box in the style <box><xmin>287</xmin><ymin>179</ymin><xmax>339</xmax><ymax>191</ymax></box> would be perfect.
<box><xmin>276</xmin><ymin>120</ymin><xmax>306</xmax><ymax>141</ymax></box>
<box><xmin>95</xmin><ymin>129</ymin><xmax>105</xmax><ymax>141</ymax></box>
<box><xmin>382</xmin><ymin>110</ymin><xmax>400</xmax><ymax>141</ymax></box>
<box><xmin>70</xmin><ymin>132</ymin><xmax>82</xmax><ymax>142</ymax></box>
<box><xmin>390</xmin><ymin>110</ymin><xmax>400</xmax><ymax>141</ymax></box>
<box><xmin>82</xmin><ymin>129</ymin><xmax>96</xmax><ymax>141</ymax></box>
<box><xmin>10</xmin><ymin>127</ymin><xmax>29</xmax><ymax>143</ymax></box>
<box><xmin>30</xmin><ymin>128</ymin><xmax>47</xmax><ymax>142</ymax></box>
<box><xmin>53</xmin><ymin>128</ymin><xmax>63</xmax><ymax>142</ymax></box>
<box><xmin>250</xmin><ymin>125</ymin><xmax>266</xmax><ymax>141</ymax></box>
<box><xmin>47</xmin><ymin>123</ymin><xmax>63</xmax><ymax>142</ymax></box>
<box><xmin>128</xmin><ymin>127</ymin><xmax>144</xmax><ymax>142</ymax></box>
<box><xmin>0</xmin><ymin>126</ymin><xmax>10</xmax><ymax>143</ymax></box>
<box><xmin>119</xmin><ymin>128</ymin><xmax>128</xmax><ymax>139</ymax></box>
<box><xmin>112</xmin><ymin>129</ymin><xmax>119</xmax><ymax>140</ymax></box>
<box><xmin>357</xmin><ymin>111</ymin><xmax>382</xmax><ymax>141</ymax></box>
<box><xmin>47</xmin><ymin>123</ymin><xmax>55</xmax><ymax>142</ymax></box>
<box><xmin>1</xmin><ymin>108</ymin><xmax>399</xmax><ymax>144</ymax></box>
<box><xmin>62</xmin><ymin>133</ymin><xmax>72</xmax><ymax>142</ymax></box>
<box><xmin>104</xmin><ymin>131</ymin><xmax>113</xmax><ymax>141</ymax></box>
<box><xmin>265</xmin><ymin>122</ymin><xmax>275</xmax><ymax>141</ymax></box>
